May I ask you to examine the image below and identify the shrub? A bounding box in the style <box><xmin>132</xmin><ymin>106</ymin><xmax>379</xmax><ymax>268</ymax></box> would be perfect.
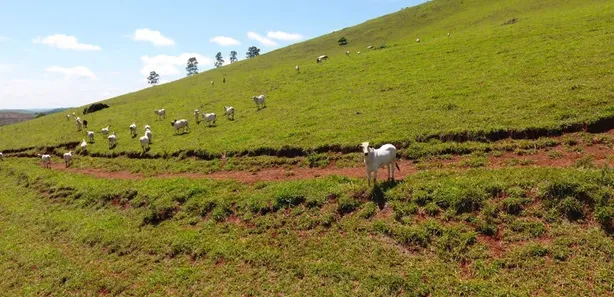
<box><xmin>337</xmin><ymin>196</ymin><xmax>360</xmax><ymax>215</ymax></box>
<box><xmin>595</xmin><ymin>206</ymin><xmax>614</xmax><ymax>232</ymax></box>
<box><xmin>558</xmin><ymin>197</ymin><xmax>584</xmax><ymax>220</ymax></box>
<box><xmin>391</xmin><ymin>201</ymin><xmax>419</xmax><ymax>221</ymax></box>
<box><xmin>524</xmin><ymin>244</ymin><xmax>548</xmax><ymax>257</ymax></box>
<box><xmin>509</xmin><ymin>219</ymin><xmax>546</xmax><ymax>238</ymax></box>
<box><xmin>501</xmin><ymin>197</ymin><xmax>527</xmax><ymax>215</ymax></box>
<box><xmin>358</xmin><ymin>202</ymin><xmax>377</xmax><ymax>219</ymax></box>
<box><xmin>476</xmin><ymin>219</ymin><xmax>497</xmax><ymax>236</ymax></box>
<box><xmin>273</xmin><ymin>190</ymin><xmax>305</xmax><ymax>210</ymax></box>
<box><xmin>423</xmin><ymin>202</ymin><xmax>441</xmax><ymax>216</ymax></box>
<box><xmin>211</xmin><ymin>204</ymin><xmax>233</xmax><ymax>222</ymax></box>
<box><xmin>83</xmin><ymin>102</ymin><xmax>110</xmax><ymax>114</ymax></box>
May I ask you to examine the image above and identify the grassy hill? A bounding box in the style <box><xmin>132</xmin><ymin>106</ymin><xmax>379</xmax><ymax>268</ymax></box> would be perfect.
<box><xmin>1</xmin><ymin>0</ymin><xmax>612</xmax><ymax>156</ymax></box>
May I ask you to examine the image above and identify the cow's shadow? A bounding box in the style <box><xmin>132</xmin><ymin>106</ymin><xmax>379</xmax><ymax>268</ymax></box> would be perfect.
<box><xmin>370</xmin><ymin>180</ymin><xmax>401</xmax><ymax>210</ymax></box>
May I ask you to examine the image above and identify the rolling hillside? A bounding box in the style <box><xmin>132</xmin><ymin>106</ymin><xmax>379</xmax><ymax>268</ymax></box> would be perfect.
<box><xmin>1</xmin><ymin>0</ymin><xmax>612</xmax><ymax>156</ymax></box>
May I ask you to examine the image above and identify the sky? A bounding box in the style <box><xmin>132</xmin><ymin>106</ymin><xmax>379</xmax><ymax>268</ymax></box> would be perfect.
<box><xmin>0</xmin><ymin>0</ymin><xmax>426</xmax><ymax>110</ymax></box>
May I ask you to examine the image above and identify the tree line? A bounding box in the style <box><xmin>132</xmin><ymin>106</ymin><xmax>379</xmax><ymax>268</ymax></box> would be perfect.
<box><xmin>147</xmin><ymin>46</ymin><xmax>262</xmax><ymax>86</ymax></box>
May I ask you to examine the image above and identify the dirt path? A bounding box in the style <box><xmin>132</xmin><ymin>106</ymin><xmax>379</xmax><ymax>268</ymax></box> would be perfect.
<box><xmin>47</xmin><ymin>141</ymin><xmax>614</xmax><ymax>183</ymax></box>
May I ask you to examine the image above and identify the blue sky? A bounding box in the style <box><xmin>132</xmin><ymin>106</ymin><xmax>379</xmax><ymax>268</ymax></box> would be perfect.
<box><xmin>0</xmin><ymin>0</ymin><xmax>425</xmax><ymax>109</ymax></box>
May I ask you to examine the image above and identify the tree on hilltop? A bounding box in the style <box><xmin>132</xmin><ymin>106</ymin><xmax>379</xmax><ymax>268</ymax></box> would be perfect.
<box><xmin>246</xmin><ymin>46</ymin><xmax>260</xmax><ymax>58</ymax></box>
<box><xmin>147</xmin><ymin>71</ymin><xmax>160</xmax><ymax>86</ymax></box>
<box><xmin>215</xmin><ymin>52</ymin><xmax>224</xmax><ymax>68</ymax></box>
<box><xmin>230</xmin><ymin>51</ymin><xmax>238</xmax><ymax>63</ymax></box>
<box><xmin>186</xmin><ymin>57</ymin><xmax>199</xmax><ymax>76</ymax></box>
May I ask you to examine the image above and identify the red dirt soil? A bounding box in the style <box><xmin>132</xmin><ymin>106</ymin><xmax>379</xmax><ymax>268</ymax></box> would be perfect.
<box><xmin>45</xmin><ymin>141</ymin><xmax>614</xmax><ymax>183</ymax></box>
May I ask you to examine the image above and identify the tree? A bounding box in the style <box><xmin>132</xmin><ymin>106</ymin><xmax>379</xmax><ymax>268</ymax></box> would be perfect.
<box><xmin>214</xmin><ymin>52</ymin><xmax>224</xmax><ymax>68</ymax></box>
<box><xmin>246</xmin><ymin>46</ymin><xmax>260</xmax><ymax>59</ymax></box>
<box><xmin>229</xmin><ymin>51</ymin><xmax>238</xmax><ymax>63</ymax></box>
<box><xmin>338</xmin><ymin>37</ymin><xmax>348</xmax><ymax>46</ymax></box>
<box><xmin>147</xmin><ymin>71</ymin><xmax>160</xmax><ymax>86</ymax></box>
<box><xmin>186</xmin><ymin>57</ymin><xmax>199</xmax><ymax>76</ymax></box>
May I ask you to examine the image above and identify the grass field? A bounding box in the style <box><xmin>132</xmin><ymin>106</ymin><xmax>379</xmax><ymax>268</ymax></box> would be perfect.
<box><xmin>1</xmin><ymin>0</ymin><xmax>613</xmax><ymax>295</ymax></box>
<box><xmin>0</xmin><ymin>0</ymin><xmax>613</xmax><ymax>157</ymax></box>
<box><xmin>1</xmin><ymin>160</ymin><xmax>613</xmax><ymax>296</ymax></box>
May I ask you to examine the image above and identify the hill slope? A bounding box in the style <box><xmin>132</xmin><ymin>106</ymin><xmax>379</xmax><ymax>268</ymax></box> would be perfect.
<box><xmin>1</xmin><ymin>0</ymin><xmax>613</xmax><ymax>156</ymax></box>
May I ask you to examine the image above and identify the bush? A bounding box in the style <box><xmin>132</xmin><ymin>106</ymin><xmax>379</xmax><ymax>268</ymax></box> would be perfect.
<box><xmin>476</xmin><ymin>219</ymin><xmax>497</xmax><ymax>236</ymax></box>
<box><xmin>337</xmin><ymin>196</ymin><xmax>359</xmax><ymax>215</ymax></box>
<box><xmin>524</xmin><ymin>244</ymin><xmax>548</xmax><ymax>257</ymax></box>
<box><xmin>83</xmin><ymin>102</ymin><xmax>110</xmax><ymax>114</ymax></box>
<box><xmin>595</xmin><ymin>206</ymin><xmax>614</xmax><ymax>232</ymax></box>
<box><xmin>501</xmin><ymin>197</ymin><xmax>527</xmax><ymax>215</ymax></box>
<box><xmin>358</xmin><ymin>202</ymin><xmax>377</xmax><ymax>219</ymax></box>
<box><xmin>558</xmin><ymin>197</ymin><xmax>584</xmax><ymax>220</ymax></box>
<box><xmin>509</xmin><ymin>219</ymin><xmax>546</xmax><ymax>238</ymax></box>
<box><xmin>211</xmin><ymin>204</ymin><xmax>233</xmax><ymax>222</ymax></box>
<box><xmin>391</xmin><ymin>201</ymin><xmax>418</xmax><ymax>221</ymax></box>
<box><xmin>273</xmin><ymin>190</ymin><xmax>305</xmax><ymax>210</ymax></box>
<box><xmin>423</xmin><ymin>202</ymin><xmax>441</xmax><ymax>216</ymax></box>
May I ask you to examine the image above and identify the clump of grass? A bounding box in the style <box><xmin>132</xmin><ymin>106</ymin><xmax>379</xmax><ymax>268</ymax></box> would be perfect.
<box><xmin>423</xmin><ymin>202</ymin><xmax>441</xmax><ymax>216</ymax></box>
<box><xmin>548</xmin><ymin>150</ymin><xmax>563</xmax><ymax>159</ymax></box>
<box><xmin>558</xmin><ymin>197</ymin><xmax>584</xmax><ymax>220</ymax></box>
<box><xmin>573</xmin><ymin>155</ymin><xmax>596</xmax><ymax>169</ymax></box>
<box><xmin>358</xmin><ymin>201</ymin><xmax>377</xmax><ymax>219</ymax></box>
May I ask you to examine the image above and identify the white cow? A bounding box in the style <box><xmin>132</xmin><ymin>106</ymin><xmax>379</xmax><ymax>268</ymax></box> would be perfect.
<box><xmin>155</xmin><ymin>109</ymin><xmax>166</xmax><ymax>120</ymax></box>
<box><xmin>252</xmin><ymin>95</ymin><xmax>266</xmax><ymax>110</ymax></box>
<box><xmin>295</xmin><ymin>65</ymin><xmax>300</xmax><ymax>72</ymax></box>
<box><xmin>345</xmin><ymin>51</ymin><xmax>350</xmax><ymax>56</ymax></box>
<box><xmin>360</xmin><ymin>142</ymin><xmax>400</xmax><ymax>186</ymax></box>
<box><xmin>63</xmin><ymin>151</ymin><xmax>73</xmax><ymax>168</ymax></box>
<box><xmin>87</xmin><ymin>131</ymin><xmax>95</xmax><ymax>143</ymax></box>
<box><xmin>139</xmin><ymin>135</ymin><xmax>150</xmax><ymax>152</ymax></box>
<box><xmin>171</xmin><ymin>119</ymin><xmax>190</xmax><ymax>134</ymax></box>
<box><xmin>224</xmin><ymin>106</ymin><xmax>235</xmax><ymax>120</ymax></box>
<box><xmin>145</xmin><ymin>128</ymin><xmax>153</xmax><ymax>143</ymax></box>
<box><xmin>75</xmin><ymin>117</ymin><xmax>83</xmax><ymax>132</ymax></box>
<box><xmin>317</xmin><ymin>55</ymin><xmax>328</xmax><ymax>63</ymax></box>
<box><xmin>194</xmin><ymin>109</ymin><xmax>201</xmax><ymax>123</ymax></box>
<box><xmin>129</xmin><ymin>122</ymin><xmax>137</xmax><ymax>138</ymax></box>
<box><xmin>80</xmin><ymin>139</ymin><xmax>88</xmax><ymax>154</ymax></box>
<box><xmin>101</xmin><ymin>125</ymin><xmax>110</xmax><ymax>136</ymax></box>
<box><xmin>38</xmin><ymin>154</ymin><xmax>52</xmax><ymax>168</ymax></box>
<box><xmin>108</xmin><ymin>132</ymin><xmax>117</xmax><ymax>149</ymax></box>
<box><xmin>201</xmin><ymin>113</ymin><xmax>216</xmax><ymax>127</ymax></box>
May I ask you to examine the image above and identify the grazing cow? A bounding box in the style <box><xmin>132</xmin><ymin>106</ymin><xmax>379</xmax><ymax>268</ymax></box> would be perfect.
<box><xmin>194</xmin><ymin>109</ymin><xmax>201</xmax><ymax>124</ymax></box>
<box><xmin>108</xmin><ymin>132</ymin><xmax>117</xmax><ymax>149</ymax></box>
<box><xmin>63</xmin><ymin>151</ymin><xmax>73</xmax><ymax>168</ymax></box>
<box><xmin>359</xmin><ymin>142</ymin><xmax>400</xmax><ymax>186</ymax></box>
<box><xmin>223</xmin><ymin>106</ymin><xmax>235</xmax><ymax>120</ymax></box>
<box><xmin>316</xmin><ymin>55</ymin><xmax>328</xmax><ymax>63</ymax></box>
<box><xmin>170</xmin><ymin>119</ymin><xmax>190</xmax><ymax>134</ymax></box>
<box><xmin>38</xmin><ymin>154</ymin><xmax>52</xmax><ymax>168</ymax></box>
<box><xmin>345</xmin><ymin>51</ymin><xmax>350</xmax><ymax>56</ymax></box>
<box><xmin>155</xmin><ymin>109</ymin><xmax>166</xmax><ymax>120</ymax></box>
<box><xmin>75</xmin><ymin>117</ymin><xmax>83</xmax><ymax>132</ymax></box>
<box><xmin>252</xmin><ymin>95</ymin><xmax>266</xmax><ymax>110</ymax></box>
<box><xmin>87</xmin><ymin>131</ymin><xmax>95</xmax><ymax>143</ymax></box>
<box><xmin>295</xmin><ymin>65</ymin><xmax>300</xmax><ymax>72</ymax></box>
<box><xmin>201</xmin><ymin>113</ymin><xmax>216</xmax><ymax>127</ymax></box>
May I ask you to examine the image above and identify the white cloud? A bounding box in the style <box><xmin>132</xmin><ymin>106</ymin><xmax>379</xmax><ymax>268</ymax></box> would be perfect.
<box><xmin>32</xmin><ymin>34</ymin><xmax>101</xmax><ymax>51</ymax></box>
<box><xmin>110</xmin><ymin>71</ymin><xmax>121</xmax><ymax>76</ymax></box>
<box><xmin>139</xmin><ymin>53</ymin><xmax>213</xmax><ymax>77</ymax></box>
<box><xmin>45</xmin><ymin>66</ymin><xmax>97</xmax><ymax>80</ymax></box>
<box><xmin>266</xmin><ymin>31</ymin><xmax>304</xmax><ymax>41</ymax></box>
<box><xmin>209</xmin><ymin>36</ymin><xmax>241</xmax><ymax>46</ymax></box>
<box><xmin>131</xmin><ymin>28</ymin><xmax>175</xmax><ymax>46</ymax></box>
<box><xmin>0</xmin><ymin>78</ymin><xmax>142</xmax><ymax>109</ymax></box>
<box><xmin>247</xmin><ymin>32</ymin><xmax>278</xmax><ymax>47</ymax></box>
<box><xmin>0</xmin><ymin>36</ymin><xmax>8</xmax><ymax>42</ymax></box>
